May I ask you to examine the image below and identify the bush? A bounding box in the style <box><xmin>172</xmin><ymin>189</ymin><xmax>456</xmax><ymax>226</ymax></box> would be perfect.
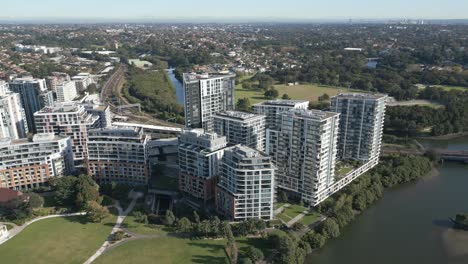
<box><xmin>112</xmin><ymin>230</ymin><xmax>126</xmax><ymax>242</ymax></box>
<box><xmin>86</xmin><ymin>201</ymin><xmax>110</xmax><ymax>223</ymax></box>
<box><xmin>318</xmin><ymin>218</ymin><xmax>340</xmax><ymax>239</ymax></box>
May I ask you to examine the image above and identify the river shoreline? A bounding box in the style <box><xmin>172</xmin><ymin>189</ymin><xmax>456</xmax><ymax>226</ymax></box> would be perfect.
<box><xmin>418</xmin><ymin>132</ymin><xmax>468</xmax><ymax>141</ymax></box>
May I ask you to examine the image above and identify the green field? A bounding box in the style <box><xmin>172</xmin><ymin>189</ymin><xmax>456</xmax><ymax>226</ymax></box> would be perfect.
<box><xmin>235</xmin><ymin>83</ymin><xmax>357</xmax><ymax>104</ymax></box>
<box><xmin>122</xmin><ymin>215</ymin><xmax>171</xmax><ymax>235</ymax></box>
<box><xmin>0</xmin><ymin>215</ymin><xmax>116</xmax><ymax>264</ymax></box>
<box><xmin>431</xmin><ymin>85</ymin><xmax>468</xmax><ymax>91</ymax></box>
<box><xmin>276</xmin><ymin>203</ymin><xmax>321</xmax><ymax>226</ymax></box>
<box><xmin>94</xmin><ymin>237</ymin><xmax>228</xmax><ymax>264</ymax></box>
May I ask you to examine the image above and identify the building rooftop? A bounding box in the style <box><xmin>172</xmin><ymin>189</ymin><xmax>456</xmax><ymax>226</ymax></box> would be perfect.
<box><xmin>183</xmin><ymin>72</ymin><xmax>235</xmax><ymax>83</ymax></box>
<box><xmin>36</xmin><ymin>102</ymin><xmax>82</xmax><ymax>114</ymax></box>
<box><xmin>0</xmin><ymin>188</ymin><xmax>23</xmax><ymax>203</ymax></box>
<box><xmin>112</xmin><ymin>122</ymin><xmax>182</xmax><ymax>133</ymax></box>
<box><xmin>285</xmin><ymin>108</ymin><xmax>340</xmax><ymax>120</ymax></box>
<box><xmin>0</xmin><ymin>133</ymin><xmax>68</xmax><ymax>147</ymax></box>
<box><xmin>214</xmin><ymin>111</ymin><xmax>265</xmax><ymax>121</ymax></box>
<box><xmin>88</xmin><ymin>126</ymin><xmax>144</xmax><ymax>138</ymax></box>
<box><xmin>254</xmin><ymin>99</ymin><xmax>309</xmax><ymax>107</ymax></box>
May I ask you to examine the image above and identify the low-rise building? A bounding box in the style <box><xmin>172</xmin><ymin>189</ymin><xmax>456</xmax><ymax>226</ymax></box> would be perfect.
<box><xmin>213</xmin><ymin>111</ymin><xmax>266</xmax><ymax>151</ymax></box>
<box><xmin>178</xmin><ymin>129</ymin><xmax>228</xmax><ymax>202</ymax></box>
<box><xmin>0</xmin><ymin>133</ymin><xmax>73</xmax><ymax>190</ymax></box>
<box><xmin>87</xmin><ymin>127</ymin><xmax>150</xmax><ymax>185</ymax></box>
<box><xmin>56</xmin><ymin>81</ymin><xmax>77</xmax><ymax>102</ymax></box>
<box><xmin>216</xmin><ymin>145</ymin><xmax>275</xmax><ymax>221</ymax></box>
<box><xmin>72</xmin><ymin>73</ymin><xmax>95</xmax><ymax>92</ymax></box>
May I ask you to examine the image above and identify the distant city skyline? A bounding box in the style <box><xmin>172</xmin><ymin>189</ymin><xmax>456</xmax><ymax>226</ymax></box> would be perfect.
<box><xmin>1</xmin><ymin>0</ymin><xmax>467</xmax><ymax>22</ymax></box>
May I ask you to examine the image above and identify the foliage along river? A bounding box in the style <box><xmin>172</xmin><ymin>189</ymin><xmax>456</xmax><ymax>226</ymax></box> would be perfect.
<box><xmin>309</xmin><ymin>137</ymin><xmax>468</xmax><ymax>264</ymax></box>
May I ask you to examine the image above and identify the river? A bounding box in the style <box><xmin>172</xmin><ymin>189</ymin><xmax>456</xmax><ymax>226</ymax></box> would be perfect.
<box><xmin>166</xmin><ymin>68</ymin><xmax>184</xmax><ymax>105</ymax></box>
<box><xmin>309</xmin><ymin>137</ymin><xmax>468</xmax><ymax>264</ymax></box>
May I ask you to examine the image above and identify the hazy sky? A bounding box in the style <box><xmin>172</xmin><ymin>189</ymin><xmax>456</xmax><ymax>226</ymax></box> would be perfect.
<box><xmin>2</xmin><ymin>0</ymin><xmax>467</xmax><ymax>20</ymax></box>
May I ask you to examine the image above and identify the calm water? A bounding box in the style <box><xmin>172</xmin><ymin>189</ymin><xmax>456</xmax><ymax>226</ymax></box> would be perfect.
<box><xmin>166</xmin><ymin>68</ymin><xmax>184</xmax><ymax>104</ymax></box>
<box><xmin>309</xmin><ymin>137</ymin><xmax>468</xmax><ymax>264</ymax></box>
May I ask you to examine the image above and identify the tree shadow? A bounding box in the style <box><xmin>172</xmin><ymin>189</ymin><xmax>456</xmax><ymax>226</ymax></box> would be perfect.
<box><xmin>62</xmin><ymin>215</ymin><xmax>88</xmax><ymax>225</ymax></box>
<box><xmin>191</xmin><ymin>255</ymin><xmax>227</xmax><ymax>264</ymax></box>
<box><xmin>188</xmin><ymin>241</ymin><xmax>225</xmax><ymax>254</ymax></box>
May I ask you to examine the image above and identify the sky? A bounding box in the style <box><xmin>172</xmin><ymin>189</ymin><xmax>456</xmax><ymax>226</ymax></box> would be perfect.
<box><xmin>1</xmin><ymin>0</ymin><xmax>467</xmax><ymax>21</ymax></box>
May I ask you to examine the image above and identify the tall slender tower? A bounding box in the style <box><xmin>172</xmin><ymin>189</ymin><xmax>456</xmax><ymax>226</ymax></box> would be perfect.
<box><xmin>330</xmin><ymin>93</ymin><xmax>387</xmax><ymax>162</ymax></box>
<box><xmin>183</xmin><ymin>73</ymin><xmax>235</xmax><ymax>131</ymax></box>
<box><xmin>0</xmin><ymin>81</ymin><xmax>28</xmax><ymax>139</ymax></box>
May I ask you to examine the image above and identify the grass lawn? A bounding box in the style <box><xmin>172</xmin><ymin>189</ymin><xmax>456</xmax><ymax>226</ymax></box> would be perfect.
<box><xmin>274</xmin><ymin>202</ymin><xmax>286</xmax><ymax>209</ymax></box>
<box><xmin>0</xmin><ymin>215</ymin><xmax>116</xmax><ymax>264</ymax></box>
<box><xmin>283</xmin><ymin>204</ymin><xmax>307</xmax><ymax>218</ymax></box>
<box><xmin>300</xmin><ymin>212</ymin><xmax>322</xmax><ymax>226</ymax></box>
<box><xmin>337</xmin><ymin>166</ymin><xmax>353</xmax><ymax>176</ymax></box>
<box><xmin>277</xmin><ymin>213</ymin><xmax>292</xmax><ymax>223</ymax></box>
<box><xmin>235</xmin><ymin>83</ymin><xmax>361</xmax><ymax>104</ymax></box>
<box><xmin>94</xmin><ymin>237</ymin><xmax>229</xmax><ymax>264</ymax></box>
<box><xmin>122</xmin><ymin>215</ymin><xmax>171</xmax><ymax>235</ymax></box>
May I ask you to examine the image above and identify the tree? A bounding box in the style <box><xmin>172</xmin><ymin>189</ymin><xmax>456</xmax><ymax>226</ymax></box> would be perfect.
<box><xmin>26</xmin><ymin>193</ymin><xmax>44</xmax><ymax>208</ymax></box>
<box><xmin>176</xmin><ymin>217</ymin><xmax>192</xmax><ymax>233</ymax></box>
<box><xmin>86</xmin><ymin>201</ymin><xmax>110</xmax><ymax>223</ymax></box>
<box><xmin>278</xmin><ymin>191</ymin><xmax>288</xmax><ymax>203</ymax></box>
<box><xmin>245</xmin><ymin>246</ymin><xmax>264</xmax><ymax>262</ymax></box>
<box><xmin>239</xmin><ymin>258</ymin><xmax>253</xmax><ymax>264</ymax></box>
<box><xmin>319</xmin><ymin>218</ymin><xmax>340</xmax><ymax>238</ymax></box>
<box><xmin>291</xmin><ymin>222</ymin><xmax>305</xmax><ymax>231</ymax></box>
<box><xmin>164</xmin><ymin>210</ymin><xmax>176</xmax><ymax>226</ymax></box>
<box><xmin>75</xmin><ymin>174</ymin><xmax>101</xmax><ymax>209</ymax></box>
<box><xmin>210</xmin><ymin>216</ymin><xmax>221</xmax><ymax>237</ymax></box>
<box><xmin>236</xmin><ymin>97</ymin><xmax>252</xmax><ymax>112</ymax></box>
<box><xmin>53</xmin><ymin>176</ymin><xmax>78</xmax><ymax>206</ymax></box>
<box><xmin>264</xmin><ymin>88</ymin><xmax>279</xmax><ymax>99</ymax></box>
<box><xmin>318</xmin><ymin>93</ymin><xmax>330</xmax><ymax>101</ymax></box>
<box><xmin>193</xmin><ymin>211</ymin><xmax>200</xmax><ymax>223</ymax></box>
<box><xmin>303</xmin><ymin>231</ymin><xmax>326</xmax><ymax>249</ymax></box>
<box><xmin>282</xmin><ymin>93</ymin><xmax>291</xmax><ymax>100</ymax></box>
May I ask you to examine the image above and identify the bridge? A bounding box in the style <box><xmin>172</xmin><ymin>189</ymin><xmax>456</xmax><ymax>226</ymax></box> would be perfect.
<box><xmin>382</xmin><ymin>148</ymin><xmax>468</xmax><ymax>163</ymax></box>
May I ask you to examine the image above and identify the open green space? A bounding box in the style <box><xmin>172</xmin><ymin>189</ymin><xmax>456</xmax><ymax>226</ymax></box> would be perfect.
<box><xmin>431</xmin><ymin>85</ymin><xmax>468</xmax><ymax>91</ymax></box>
<box><xmin>283</xmin><ymin>204</ymin><xmax>307</xmax><ymax>218</ymax></box>
<box><xmin>337</xmin><ymin>166</ymin><xmax>353</xmax><ymax>176</ymax></box>
<box><xmin>94</xmin><ymin>236</ymin><xmax>228</xmax><ymax>264</ymax></box>
<box><xmin>122</xmin><ymin>215</ymin><xmax>171</xmax><ymax>235</ymax></box>
<box><xmin>300</xmin><ymin>212</ymin><xmax>322</xmax><ymax>226</ymax></box>
<box><xmin>0</xmin><ymin>215</ymin><xmax>116</xmax><ymax>264</ymax></box>
<box><xmin>235</xmin><ymin>83</ymin><xmax>360</xmax><ymax>104</ymax></box>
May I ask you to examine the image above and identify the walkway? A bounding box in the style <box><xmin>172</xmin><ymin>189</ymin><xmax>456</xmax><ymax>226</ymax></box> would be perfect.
<box><xmin>83</xmin><ymin>190</ymin><xmax>143</xmax><ymax>264</ymax></box>
<box><xmin>274</xmin><ymin>203</ymin><xmax>289</xmax><ymax>216</ymax></box>
<box><xmin>0</xmin><ymin>212</ymin><xmax>86</xmax><ymax>245</ymax></box>
<box><xmin>286</xmin><ymin>211</ymin><xmax>307</xmax><ymax>227</ymax></box>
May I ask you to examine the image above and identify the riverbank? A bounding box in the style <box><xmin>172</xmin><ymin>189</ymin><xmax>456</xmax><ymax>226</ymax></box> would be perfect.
<box><xmin>418</xmin><ymin>132</ymin><xmax>468</xmax><ymax>141</ymax></box>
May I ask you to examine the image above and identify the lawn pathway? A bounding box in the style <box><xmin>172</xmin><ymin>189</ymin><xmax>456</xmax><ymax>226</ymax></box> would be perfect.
<box><xmin>0</xmin><ymin>212</ymin><xmax>86</xmax><ymax>245</ymax></box>
<box><xmin>83</xmin><ymin>190</ymin><xmax>142</xmax><ymax>264</ymax></box>
<box><xmin>286</xmin><ymin>211</ymin><xmax>307</xmax><ymax>227</ymax></box>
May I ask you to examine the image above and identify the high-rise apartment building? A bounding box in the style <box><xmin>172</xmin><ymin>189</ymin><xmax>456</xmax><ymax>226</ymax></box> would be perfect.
<box><xmin>0</xmin><ymin>81</ymin><xmax>28</xmax><ymax>139</ymax></box>
<box><xmin>253</xmin><ymin>99</ymin><xmax>309</xmax><ymax>129</ymax></box>
<box><xmin>9</xmin><ymin>78</ymin><xmax>53</xmax><ymax>132</ymax></box>
<box><xmin>183</xmin><ymin>73</ymin><xmax>235</xmax><ymax>131</ymax></box>
<box><xmin>72</xmin><ymin>73</ymin><xmax>95</xmax><ymax>92</ymax></box>
<box><xmin>87</xmin><ymin>127</ymin><xmax>150</xmax><ymax>185</ymax></box>
<box><xmin>46</xmin><ymin>72</ymin><xmax>71</xmax><ymax>93</ymax></box>
<box><xmin>330</xmin><ymin>93</ymin><xmax>387</xmax><ymax>162</ymax></box>
<box><xmin>267</xmin><ymin>109</ymin><xmax>340</xmax><ymax>206</ymax></box>
<box><xmin>216</xmin><ymin>145</ymin><xmax>275</xmax><ymax>221</ymax></box>
<box><xmin>178</xmin><ymin>129</ymin><xmax>228</xmax><ymax>202</ymax></box>
<box><xmin>0</xmin><ymin>133</ymin><xmax>73</xmax><ymax>190</ymax></box>
<box><xmin>34</xmin><ymin>103</ymin><xmax>100</xmax><ymax>165</ymax></box>
<box><xmin>56</xmin><ymin>81</ymin><xmax>78</xmax><ymax>102</ymax></box>
<box><xmin>213</xmin><ymin>111</ymin><xmax>266</xmax><ymax>151</ymax></box>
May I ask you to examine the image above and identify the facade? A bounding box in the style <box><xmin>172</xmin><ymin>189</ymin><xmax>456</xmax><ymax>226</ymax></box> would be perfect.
<box><xmin>87</xmin><ymin>127</ymin><xmax>150</xmax><ymax>185</ymax></box>
<box><xmin>56</xmin><ymin>81</ymin><xmax>78</xmax><ymax>102</ymax></box>
<box><xmin>267</xmin><ymin>109</ymin><xmax>340</xmax><ymax>206</ymax></box>
<box><xmin>330</xmin><ymin>93</ymin><xmax>387</xmax><ymax>162</ymax></box>
<box><xmin>34</xmin><ymin>103</ymin><xmax>100</xmax><ymax>165</ymax></box>
<box><xmin>83</xmin><ymin>104</ymin><xmax>111</xmax><ymax>128</ymax></box>
<box><xmin>0</xmin><ymin>81</ymin><xmax>28</xmax><ymax>139</ymax></box>
<box><xmin>0</xmin><ymin>133</ymin><xmax>73</xmax><ymax>190</ymax></box>
<box><xmin>253</xmin><ymin>99</ymin><xmax>309</xmax><ymax>129</ymax></box>
<box><xmin>183</xmin><ymin>73</ymin><xmax>235</xmax><ymax>131</ymax></box>
<box><xmin>178</xmin><ymin>129</ymin><xmax>228</xmax><ymax>202</ymax></box>
<box><xmin>213</xmin><ymin>111</ymin><xmax>266</xmax><ymax>151</ymax></box>
<box><xmin>216</xmin><ymin>145</ymin><xmax>275</xmax><ymax>221</ymax></box>
<box><xmin>8</xmin><ymin>78</ymin><xmax>53</xmax><ymax>132</ymax></box>
<box><xmin>72</xmin><ymin>73</ymin><xmax>94</xmax><ymax>92</ymax></box>
<box><xmin>46</xmin><ymin>72</ymin><xmax>71</xmax><ymax>93</ymax></box>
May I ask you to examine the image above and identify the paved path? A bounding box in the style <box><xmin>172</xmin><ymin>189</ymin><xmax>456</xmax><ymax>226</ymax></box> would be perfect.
<box><xmin>83</xmin><ymin>190</ymin><xmax>143</xmax><ymax>264</ymax></box>
<box><xmin>286</xmin><ymin>211</ymin><xmax>307</xmax><ymax>227</ymax></box>
<box><xmin>0</xmin><ymin>212</ymin><xmax>86</xmax><ymax>245</ymax></box>
<box><xmin>274</xmin><ymin>203</ymin><xmax>290</xmax><ymax>216</ymax></box>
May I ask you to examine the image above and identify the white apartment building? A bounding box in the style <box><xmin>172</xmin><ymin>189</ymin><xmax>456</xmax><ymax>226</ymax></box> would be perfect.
<box><xmin>34</xmin><ymin>103</ymin><xmax>100</xmax><ymax>165</ymax></box>
<box><xmin>213</xmin><ymin>111</ymin><xmax>266</xmax><ymax>151</ymax></box>
<box><xmin>330</xmin><ymin>93</ymin><xmax>387</xmax><ymax>162</ymax></box>
<box><xmin>0</xmin><ymin>133</ymin><xmax>73</xmax><ymax>190</ymax></box>
<box><xmin>178</xmin><ymin>129</ymin><xmax>228</xmax><ymax>202</ymax></box>
<box><xmin>0</xmin><ymin>81</ymin><xmax>28</xmax><ymax>139</ymax></box>
<box><xmin>253</xmin><ymin>99</ymin><xmax>309</xmax><ymax>129</ymax></box>
<box><xmin>216</xmin><ymin>145</ymin><xmax>275</xmax><ymax>221</ymax></box>
<box><xmin>46</xmin><ymin>72</ymin><xmax>71</xmax><ymax>93</ymax></box>
<box><xmin>87</xmin><ymin>127</ymin><xmax>150</xmax><ymax>185</ymax></box>
<box><xmin>72</xmin><ymin>73</ymin><xmax>95</xmax><ymax>92</ymax></box>
<box><xmin>56</xmin><ymin>81</ymin><xmax>78</xmax><ymax>102</ymax></box>
<box><xmin>183</xmin><ymin>73</ymin><xmax>235</xmax><ymax>131</ymax></box>
<box><xmin>267</xmin><ymin>109</ymin><xmax>340</xmax><ymax>206</ymax></box>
